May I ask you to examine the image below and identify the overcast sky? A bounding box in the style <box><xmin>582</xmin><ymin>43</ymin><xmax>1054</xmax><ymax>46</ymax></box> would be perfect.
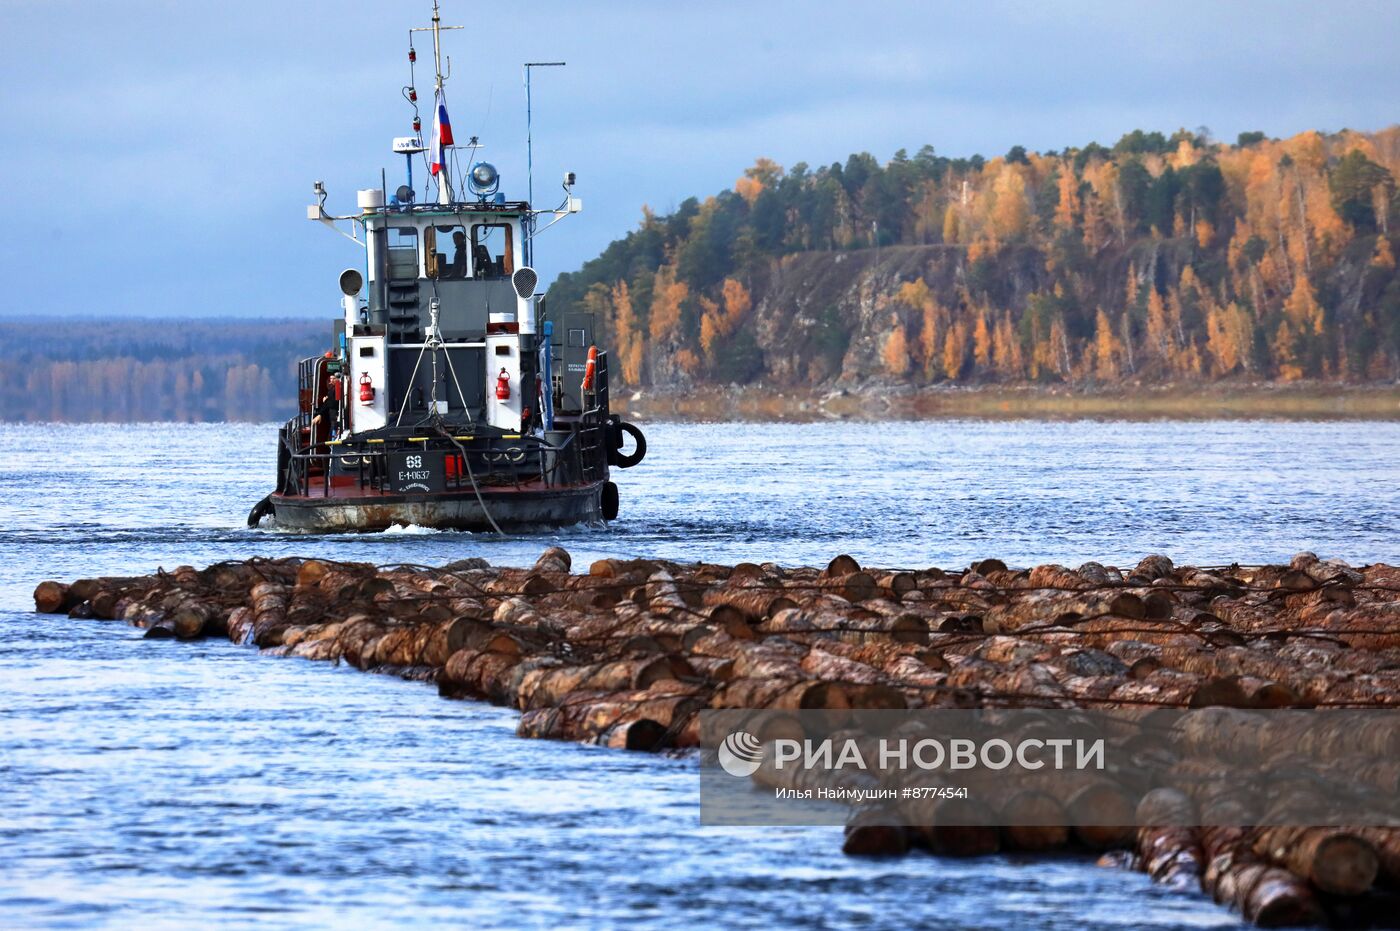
<box><xmin>1</xmin><ymin>0</ymin><xmax>1396</xmax><ymax>319</ymax></box>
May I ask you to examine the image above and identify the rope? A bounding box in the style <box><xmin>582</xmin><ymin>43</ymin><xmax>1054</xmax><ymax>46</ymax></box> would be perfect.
<box><xmin>436</xmin><ymin>419</ymin><xmax>505</xmax><ymax>536</ymax></box>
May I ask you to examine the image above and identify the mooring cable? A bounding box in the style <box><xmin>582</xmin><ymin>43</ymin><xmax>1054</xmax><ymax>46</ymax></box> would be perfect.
<box><xmin>435</xmin><ymin>418</ymin><xmax>505</xmax><ymax>536</ymax></box>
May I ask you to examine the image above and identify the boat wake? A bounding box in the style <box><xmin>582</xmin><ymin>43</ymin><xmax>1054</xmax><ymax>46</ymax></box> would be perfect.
<box><xmin>379</xmin><ymin>523</ymin><xmax>449</xmax><ymax>536</ymax></box>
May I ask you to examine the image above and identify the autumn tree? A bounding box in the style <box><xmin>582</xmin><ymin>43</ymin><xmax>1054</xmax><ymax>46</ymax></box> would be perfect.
<box><xmin>1093</xmin><ymin>309</ymin><xmax>1120</xmax><ymax>380</ymax></box>
<box><xmin>608</xmin><ymin>281</ymin><xmax>644</xmax><ymax>385</ymax></box>
<box><xmin>972</xmin><ymin>311</ymin><xmax>992</xmax><ymax>370</ymax></box>
<box><xmin>1053</xmin><ymin>168</ymin><xmax>1081</xmax><ymax>230</ymax></box>
<box><xmin>648</xmin><ymin>266</ymin><xmax>688</xmax><ymax>342</ymax></box>
<box><xmin>991</xmin><ymin>312</ymin><xmax>1023</xmax><ymax>376</ymax></box>
<box><xmin>883</xmin><ymin>322</ymin><xmax>911</xmax><ymax>376</ymax></box>
<box><xmin>943</xmin><ymin>321</ymin><xmax>969</xmax><ymax>380</ymax></box>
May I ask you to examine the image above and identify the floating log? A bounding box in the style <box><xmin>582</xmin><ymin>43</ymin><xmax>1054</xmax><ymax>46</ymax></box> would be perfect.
<box><xmin>1252</xmin><ymin>827</ymin><xmax>1379</xmax><ymax>897</ymax></box>
<box><xmin>999</xmin><ymin>790</ymin><xmax>1071</xmax><ymax>851</ymax></box>
<box><xmin>843</xmin><ymin>805</ymin><xmax>910</xmax><ymax>856</ymax></box>
<box><xmin>1202</xmin><ymin>827</ymin><xmax>1327</xmax><ymax>927</ymax></box>
<box><xmin>34</xmin><ymin>548</ymin><xmax>1400</xmax><ymax>929</ymax></box>
<box><xmin>702</xmin><ymin>584</ymin><xmax>796</xmax><ymax>622</ymax></box>
<box><xmin>34</xmin><ymin>580</ymin><xmax>72</xmax><ymax>614</ymax></box>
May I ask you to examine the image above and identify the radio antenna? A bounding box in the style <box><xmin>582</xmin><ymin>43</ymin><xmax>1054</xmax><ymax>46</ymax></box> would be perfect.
<box><xmin>524</xmin><ymin>61</ymin><xmax>565</xmax><ymax>264</ymax></box>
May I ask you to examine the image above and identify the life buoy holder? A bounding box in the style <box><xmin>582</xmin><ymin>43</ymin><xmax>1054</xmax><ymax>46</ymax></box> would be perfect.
<box><xmin>581</xmin><ymin>345</ymin><xmax>598</xmax><ymax>392</ymax></box>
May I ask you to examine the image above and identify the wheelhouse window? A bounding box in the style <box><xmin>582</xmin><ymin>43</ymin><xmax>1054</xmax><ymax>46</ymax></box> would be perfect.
<box><xmin>427</xmin><ymin>224</ymin><xmax>469</xmax><ymax>279</ymax></box>
<box><xmin>385</xmin><ymin>227</ymin><xmax>420</xmax><ymax>279</ymax></box>
<box><xmin>471</xmin><ymin>223</ymin><xmax>514</xmax><ymax>279</ymax></box>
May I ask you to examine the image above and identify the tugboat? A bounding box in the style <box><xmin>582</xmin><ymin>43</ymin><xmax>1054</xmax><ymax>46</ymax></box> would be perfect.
<box><xmin>248</xmin><ymin>2</ymin><xmax>645</xmax><ymax>532</ymax></box>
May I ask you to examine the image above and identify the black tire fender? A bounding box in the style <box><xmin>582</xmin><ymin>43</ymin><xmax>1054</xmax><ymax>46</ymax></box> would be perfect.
<box><xmin>276</xmin><ymin>440</ymin><xmax>291</xmax><ymax>493</ymax></box>
<box><xmin>247</xmin><ymin>494</ymin><xmax>274</xmax><ymax>528</ymax></box>
<box><xmin>601</xmin><ymin>481</ymin><xmax>620</xmax><ymax>521</ymax></box>
<box><xmin>610</xmin><ymin>421</ymin><xmax>647</xmax><ymax>469</ymax></box>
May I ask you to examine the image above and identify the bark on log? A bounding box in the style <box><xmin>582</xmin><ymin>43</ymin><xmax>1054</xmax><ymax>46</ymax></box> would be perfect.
<box><xmin>1252</xmin><ymin>827</ymin><xmax>1379</xmax><ymax>896</ymax></box>
<box><xmin>534</xmin><ymin>547</ymin><xmax>572</xmax><ymax>574</ymax></box>
<box><xmin>1202</xmin><ymin>827</ymin><xmax>1326</xmax><ymax>927</ymax></box>
<box><xmin>702</xmin><ymin>585</ymin><xmax>797</xmax><ymax>622</ymax></box>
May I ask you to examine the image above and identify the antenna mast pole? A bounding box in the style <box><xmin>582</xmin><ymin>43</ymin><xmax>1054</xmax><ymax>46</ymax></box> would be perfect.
<box><xmin>432</xmin><ymin>2</ymin><xmax>448</xmax><ymax>204</ymax></box>
<box><xmin>524</xmin><ymin>61</ymin><xmax>565</xmax><ymax>265</ymax></box>
<box><xmin>411</xmin><ymin>2</ymin><xmax>461</xmax><ymax>205</ymax></box>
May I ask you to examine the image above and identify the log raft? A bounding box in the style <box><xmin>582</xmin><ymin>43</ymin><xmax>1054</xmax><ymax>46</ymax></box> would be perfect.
<box><xmin>34</xmin><ymin>549</ymin><xmax>1400</xmax><ymax>928</ymax></box>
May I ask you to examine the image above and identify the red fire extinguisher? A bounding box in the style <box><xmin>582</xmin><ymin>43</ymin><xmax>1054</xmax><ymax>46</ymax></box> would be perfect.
<box><xmin>359</xmin><ymin>372</ymin><xmax>375</xmax><ymax>405</ymax></box>
<box><xmin>495</xmin><ymin>368</ymin><xmax>511</xmax><ymax>400</ymax></box>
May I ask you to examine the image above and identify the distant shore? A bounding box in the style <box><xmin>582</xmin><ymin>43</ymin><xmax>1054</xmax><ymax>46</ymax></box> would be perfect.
<box><xmin>613</xmin><ymin>382</ymin><xmax>1400</xmax><ymax>422</ymax></box>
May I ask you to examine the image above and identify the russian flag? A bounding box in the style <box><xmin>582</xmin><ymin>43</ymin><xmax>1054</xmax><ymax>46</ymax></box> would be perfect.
<box><xmin>430</xmin><ymin>89</ymin><xmax>454</xmax><ymax>176</ymax></box>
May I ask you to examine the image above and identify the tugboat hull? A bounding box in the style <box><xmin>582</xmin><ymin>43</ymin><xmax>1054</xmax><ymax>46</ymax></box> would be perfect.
<box><xmin>267</xmin><ymin>483</ymin><xmax>604</xmax><ymax>533</ymax></box>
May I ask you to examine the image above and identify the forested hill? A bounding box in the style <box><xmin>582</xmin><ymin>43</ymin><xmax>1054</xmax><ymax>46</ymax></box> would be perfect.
<box><xmin>548</xmin><ymin>127</ymin><xmax>1400</xmax><ymax>389</ymax></box>
<box><xmin>1</xmin><ymin>319</ymin><xmax>326</xmax><ymax>422</ymax></box>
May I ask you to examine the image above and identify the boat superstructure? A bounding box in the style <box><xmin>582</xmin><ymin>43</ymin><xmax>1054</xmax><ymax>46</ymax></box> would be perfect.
<box><xmin>248</xmin><ymin>2</ymin><xmax>645</xmax><ymax>532</ymax></box>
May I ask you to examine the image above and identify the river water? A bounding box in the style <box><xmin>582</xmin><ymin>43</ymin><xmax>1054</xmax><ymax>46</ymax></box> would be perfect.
<box><xmin>3</xmin><ymin>420</ymin><xmax>1398</xmax><ymax>929</ymax></box>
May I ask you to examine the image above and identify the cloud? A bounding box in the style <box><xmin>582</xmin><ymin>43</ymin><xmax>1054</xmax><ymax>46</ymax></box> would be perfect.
<box><xmin>1</xmin><ymin>0</ymin><xmax>1396</xmax><ymax>317</ymax></box>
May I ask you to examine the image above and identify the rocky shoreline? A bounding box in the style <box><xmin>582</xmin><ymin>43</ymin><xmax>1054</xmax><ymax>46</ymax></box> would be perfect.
<box><xmin>613</xmin><ymin>382</ymin><xmax>1400</xmax><ymax>422</ymax></box>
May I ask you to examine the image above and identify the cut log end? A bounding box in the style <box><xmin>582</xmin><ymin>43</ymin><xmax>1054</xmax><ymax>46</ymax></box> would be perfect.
<box><xmin>34</xmin><ymin>580</ymin><xmax>71</xmax><ymax>614</ymax></box>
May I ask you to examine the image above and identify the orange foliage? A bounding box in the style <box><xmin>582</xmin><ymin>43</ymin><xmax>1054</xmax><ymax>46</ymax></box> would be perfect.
<box><xmin>991</xmin><ymin>312</ymin><xmax>1023</xmax><ymax>376</ymax></box>
<box><xmin>883</xmin><ymin>323</ymin><xmax>911</xmax><ymax>376</ymax></box>
<box><xmin>698</xmin><ymin>296</ymin><xmax>722</xmax><ymax>359</ymax></box>
<box><xmin>1195</xmin><ymin>217</ymin><xmax>1214</xmax><ymax>249</ymax></box>
<box><xmin>919</xmin><ymin>302</ymin><xmax>944</xmax><ymax>374</ymax></box>
<box><xmin>943</xmin><ymin>320</ymin><xmax>969</xmax><ymax>380</ymax></box>
<box><xmin>648</xmin><ymin>266</ymin><xmax>688</xmax><ymax>342</ymax></box>
<box><xmin>1284</xmin><ymin>272</ymin><xmax>1325</xmax><ymax>335</ymax></box>
<box><xmin>721</xmin><ymin>278</ymin><xmax>751</xmax><ymax>323</ymax></box>
<box><xmin>608</xmin><ymin>281</ymin><xmax>644</xmax><ymax>385</ymax></box>
<box><xmin>1206</xmin><ymin>301</ymin><xmax>1252</xmax><ymax>375</ymax></box>
<box><xmin>972</xmin><ymin>312</ymin><xmax>992</xmax><ymax>369</ymax></box>
<box><xmin>734</xmin><ymin>176</ymin><xmax>763</xmax><ymax>204</ymax></box>
<box><xmin>942</xmin><ymin>204</ymin><xmax>959</xmax><ymax>244</ymax></box>
<box><xmin>897</xmin><ymin>278</ymin><xmax>933</xmax><ymax>309</ymax></box>
<box><xmin>735</xmin><ymin>157</ymin><xmax>783</xmax><ymax>205</ymax></box>
<box><xmin>1374</xmin><ymin>237</ymin><xmax>1396</xmax><ymax>269</ymax></box>
<box><xmin>1145</xmin><ymin>287</ymin><xmax>1171</xmax><ymax>358</ymax></box>
<box><xmin>1093</xmin><ymin>309</ymin><xmax>1120</xmax><ymax>380</ymax></box>
<box><xmin>674</xmin><ymin>348</ymin><xmax>702</xmax><ymax>376</ymax></box>
<box><xmin>1054</xmin><ymin>169</ymin><xmax>1080</xmax><ymax>230</ymax></box>
<box><xmin>988</xmin><ymin>166</ymin><xmax>1030</xmax><ymax>241</ymax></box>
<box><xmin>1273</xmin><ymin>320</ymin><xmax>1303</xmax><ymax>381</ymax></box>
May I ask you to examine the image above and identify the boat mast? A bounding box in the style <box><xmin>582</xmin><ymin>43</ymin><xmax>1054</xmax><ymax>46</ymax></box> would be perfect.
<box><xmin>431</xmin><ymin>1</ymin><xmax>449</xmax><ymax>204</ymax></box>
<box><xmin>411</xmin><ymin>2</ymin><xmax>461</xmax><ymax>205</ymax></box>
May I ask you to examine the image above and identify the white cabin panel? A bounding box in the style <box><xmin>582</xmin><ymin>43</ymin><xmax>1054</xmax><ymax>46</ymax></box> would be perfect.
<box><xmin>485</xmin><ymin>334</ymin><xmax>522</xmax><ymax>432</ymax></box>
<box><xmin>349</xmin><ymin>334</ymin><xmax>388</xmax><ymax>433</ymax></box>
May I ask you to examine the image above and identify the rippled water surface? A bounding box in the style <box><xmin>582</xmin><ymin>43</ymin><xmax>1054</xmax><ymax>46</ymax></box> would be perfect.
<box><xmin>3</xmin><ymin>420</ymin><xmax>1398</xmax><ymax>929</ymax></box>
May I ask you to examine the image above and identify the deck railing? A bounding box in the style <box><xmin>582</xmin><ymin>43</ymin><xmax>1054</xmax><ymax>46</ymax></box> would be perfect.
<box><xmin>277</xmin><ymin>419</ymin><xmax>608</xmax><ymax>499</ymax></box>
